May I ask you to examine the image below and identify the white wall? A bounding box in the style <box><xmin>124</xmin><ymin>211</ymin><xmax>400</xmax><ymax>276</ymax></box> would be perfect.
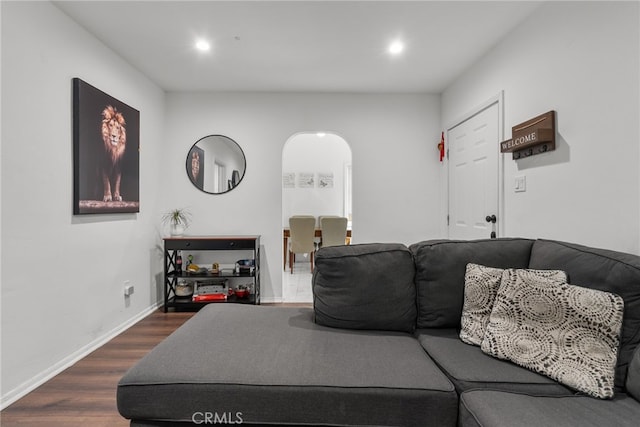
<box><xmin>282</xmin><ymin>133</ymin><xmax>352</xmax><ymax>225</ymax></box>
<box><xmin>442</xmin><ymin>1</ymin><xmax>640</xmax><ymax>254</ymax></box>
<box><xmin>1</xmin><ymin>1</ymin><xmax>165</xmax><ymax>406</ymax></box>
<box><xmin>163</xmin><ymin>92</ymin><xmax>442</xmax><ymax>301</ymax></box>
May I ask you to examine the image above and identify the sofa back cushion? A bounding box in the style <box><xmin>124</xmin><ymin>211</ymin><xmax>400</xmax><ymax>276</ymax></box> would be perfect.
<box><xmin>627</xmin><ymin>345</ymin><xmax>640</xmax><ymax>402</ymax></box>
<box><xmin>312</xmin><ymin>243</ymin><xmax>417</xmax><ymax>333</ymax></box>
<box><xmin>529</xmin><ymin>239</ymin><xmax>640</xmax><ymax>390</ymax></box>
<box><xmin>409</xmin><ymin>238</ymin><xmax>534</xmax><ymax>329</ymax></box>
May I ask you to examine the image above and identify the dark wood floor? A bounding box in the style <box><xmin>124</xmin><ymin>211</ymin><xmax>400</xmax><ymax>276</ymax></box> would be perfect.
<box><xmin>0</xmin><ymin>309</ymin><xmax>196</xmax><ymax>427</ymax></box>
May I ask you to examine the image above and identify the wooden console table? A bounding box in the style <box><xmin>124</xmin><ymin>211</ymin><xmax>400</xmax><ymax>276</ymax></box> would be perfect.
<box><xmin>163</xmin><ymin>235</ymin><xmax>260</xmax><ymax>311</ymax></box>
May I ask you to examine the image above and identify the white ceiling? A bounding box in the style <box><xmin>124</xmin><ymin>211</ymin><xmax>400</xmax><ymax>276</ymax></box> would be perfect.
<box><xmin>53</xmin><ymin>1</ymin><xmax>543</xmax><ymax>93</ymax></box>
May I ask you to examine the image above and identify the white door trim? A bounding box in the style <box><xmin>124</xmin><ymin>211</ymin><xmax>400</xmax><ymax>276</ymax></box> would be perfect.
<box><xmin>446</xmin><ymin>92</ymin><xmax>505</xmax><ymax>238</ymax></box>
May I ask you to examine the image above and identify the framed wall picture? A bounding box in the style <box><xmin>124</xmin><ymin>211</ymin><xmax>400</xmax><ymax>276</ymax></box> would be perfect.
<box><xmin>282</xmin><ymin>172</ymin><xmax>295</xmax><ymax>188</ymax></box>
<box><xmin>187</xmin><ymin>144</ymin><xmax>205</xmax><ymax>191</ymax></box>
<box><xmin>318</xmin><ymin>172</ymin><xmax>334</xmax><ymax>188</ymax></box>
<box><xmin>73</xmin><ymin>78</ymin><xmax>140</xmax><ymax>214</ymax></box>
<box><xmin>297</xmin><ymin>172</ymin><xmax>315</xmax><ymax>188</ymax></box>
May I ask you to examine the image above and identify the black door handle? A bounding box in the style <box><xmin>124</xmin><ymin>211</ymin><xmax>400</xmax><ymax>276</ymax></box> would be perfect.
<box><xmin>485</xmin><ymin>215</ymin><xmax>497</xmax><ymax>224</ymax></box>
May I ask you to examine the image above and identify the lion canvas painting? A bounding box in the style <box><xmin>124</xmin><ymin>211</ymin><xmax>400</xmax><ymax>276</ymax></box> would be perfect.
<box><xmin>73</xmin><ymin>78</ymin><xmax>139</xmax><ymax>214</ymax></box>
<box><xmin>100</xmin><ymin>105</ymin><xmax>127</xmax><ymax>202</ymax></box>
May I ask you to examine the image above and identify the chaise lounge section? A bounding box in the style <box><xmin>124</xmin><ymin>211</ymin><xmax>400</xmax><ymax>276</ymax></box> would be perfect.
<box><xmin>117</xmin><ymin>238</ymin><xmax>640</xmax><ymax>426</ymax></box>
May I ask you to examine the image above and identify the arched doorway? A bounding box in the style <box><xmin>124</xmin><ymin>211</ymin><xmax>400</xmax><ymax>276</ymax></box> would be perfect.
<box><xmin>282</xmin><ymin>132</ymin><xmax>352</xmax><ymax>302</ymax></box>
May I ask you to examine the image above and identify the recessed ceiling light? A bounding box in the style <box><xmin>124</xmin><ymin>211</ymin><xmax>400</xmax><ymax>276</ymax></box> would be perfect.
<box><xmin>388</xmin><ymin>40</ymin><xmax>404</xmax><ymax>55</ymax></box>
<box><xmin>195</xmin><ymin>39</ymin><xmax>211</xmax><ymax>52</ymax></box>
<box><xmin>317</xmin><ymin>132</ymin><xmax>326</xmax><ymax>138</ymax></box>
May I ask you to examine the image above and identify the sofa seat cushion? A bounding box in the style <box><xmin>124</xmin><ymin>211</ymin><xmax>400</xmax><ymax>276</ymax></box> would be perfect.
<box><xmin>416</xmin><ymin>328</ymin><xmax>571</xmax><ymax>395</ymax></box>
<box><xmin>313</xmin><ymin>243</ymin><xmax>417</xmax><ymax>333</ymax></box>
<box><xmin>118</xmin><ymin>305</ymin><xmax>457</xmax><ymax>427</ymax></box>
<box><xmin>410</xmin><ymin>238</ymin><xmax>534</xmax><ymax>329</ymax></box>
<box><xmin>528</xmin><ymin>239</ymin><xmax>640</xmax><ymax>389</ymax></box>
<box><xmin>459</xmin><ymin>390</ymin><xmax>640</xmax><ymax>427</ymax></box>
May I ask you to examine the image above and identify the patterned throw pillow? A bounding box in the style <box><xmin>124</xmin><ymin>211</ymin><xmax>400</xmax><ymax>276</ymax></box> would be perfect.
<box><xmin>460</xmin><ymin>265</ymin><xmax>566</xmax><ymax>346</ymax></box>
<box><xmin>460</xmin><ymin>263</ymin><xmax>504</xmax><ymax>346</ymax></box>
<box><xmin>482</xmin><ymin>269</ymin><xmax>624</xmax><ymax>399</ymax></box>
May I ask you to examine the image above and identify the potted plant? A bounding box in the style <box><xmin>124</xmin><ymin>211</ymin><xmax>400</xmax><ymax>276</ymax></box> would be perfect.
<box><xmin>162</xmin><ymin>208</ymin><xmax>192</xmax><ymax>236</ymax></box>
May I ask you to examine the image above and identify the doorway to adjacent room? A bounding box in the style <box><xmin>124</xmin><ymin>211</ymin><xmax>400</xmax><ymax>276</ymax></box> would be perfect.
<box><xmin>282</xmin><ymin>132</ymin><xmax>352</xmax><ymax>302</ymax></box>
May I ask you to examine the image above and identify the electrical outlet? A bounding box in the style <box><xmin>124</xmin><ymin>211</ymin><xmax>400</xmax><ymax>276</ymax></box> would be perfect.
<box><xmin>124</xmin><ymin>281</ymin><xmax>134</xmax><ymax>297</ymax></box>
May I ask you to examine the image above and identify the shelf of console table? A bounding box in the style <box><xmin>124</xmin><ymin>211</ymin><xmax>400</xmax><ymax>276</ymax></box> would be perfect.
<box><xmin>163</xmin><ymin>235</ymin><xmax>260</xmax><ymax>312</ymax></box>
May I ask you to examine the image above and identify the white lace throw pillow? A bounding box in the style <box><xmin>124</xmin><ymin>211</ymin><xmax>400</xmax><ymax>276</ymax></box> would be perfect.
<box><xmin>482</xmin><ymin>269</ymin><xmax>624</xmax><ymax>399</ymax></box>
<box><xmin>460</xmin><ymin>265</ymin><xmax>566</xmax><ymax>346</ymax></box>
<box><xmin>459</xmin><ymin>263</ymin><xmax>504</xmax><ymax>346</ymax></box>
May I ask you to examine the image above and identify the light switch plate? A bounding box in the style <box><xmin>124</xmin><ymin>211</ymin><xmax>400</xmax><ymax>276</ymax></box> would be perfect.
<box><xmin>515</xmin><ymin>175</ymin><xmax>526</xmax><ymax>192</ymax></box>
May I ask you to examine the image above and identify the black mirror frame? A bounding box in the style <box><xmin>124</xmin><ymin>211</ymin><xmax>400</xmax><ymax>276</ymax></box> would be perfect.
<box><xmin>186</xmin><ymin>134</ymin><xmax>246</xmax><ymax>195</ymax></box>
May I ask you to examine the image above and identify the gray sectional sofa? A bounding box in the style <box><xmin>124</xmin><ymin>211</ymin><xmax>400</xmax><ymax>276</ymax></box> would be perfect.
<box><xmin>117</xmin><ymin>238</ymin><xmax>640</xmax><ymax>426</ymax></box>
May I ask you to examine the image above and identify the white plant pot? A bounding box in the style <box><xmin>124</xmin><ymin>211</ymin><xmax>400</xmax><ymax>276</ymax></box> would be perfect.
<box><xmin>171</xmin><ymin>223</ymin><xmax>185</xmax><ymax>236</ymax></box>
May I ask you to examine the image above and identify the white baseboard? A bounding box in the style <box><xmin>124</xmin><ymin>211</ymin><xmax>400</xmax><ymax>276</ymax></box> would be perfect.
<box><xmin>0</xmin><ymin>302</ymin><xmax>161</xmax><ymax>410</ymax></box>
<box><xmin>260</xmin><ymin>296</ymin><xmax>283</xmax><ymax>304</ymax></box>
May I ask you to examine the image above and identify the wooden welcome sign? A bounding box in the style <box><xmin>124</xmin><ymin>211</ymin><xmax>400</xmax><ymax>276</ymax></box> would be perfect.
<box><xmin>500</xmin><ymin>110</ymin><xmax>556</xmax><ymax>159</ymax></box>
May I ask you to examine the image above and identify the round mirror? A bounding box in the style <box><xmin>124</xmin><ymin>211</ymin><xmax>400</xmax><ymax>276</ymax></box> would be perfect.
<box><xmin>186</xmin><ymin>135</ymin><xmax>246</xmax><ymax>194</ymax></box>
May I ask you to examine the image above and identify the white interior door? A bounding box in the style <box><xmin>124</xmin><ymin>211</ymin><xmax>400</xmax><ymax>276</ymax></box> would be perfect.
<box><xmin>448</xmin><ymin>102</ymin><xmax>499</xmax><ymax>240</ymax></box>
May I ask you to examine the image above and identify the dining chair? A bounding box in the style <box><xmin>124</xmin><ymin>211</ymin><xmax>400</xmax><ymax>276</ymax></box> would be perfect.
<box><xmin>317</xmin><ymin>215</ymin><xmax>337</xmax><ymax>246</ymax></box>
<box><xmin>288</xmin><ymin>216</ymin><xmax>317</xmax><ymax>274</ymax></box>
<box><xmin>320</xmin><ymin>216</ymin><xmax>348</xmax><ymax>247</ymax></box>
